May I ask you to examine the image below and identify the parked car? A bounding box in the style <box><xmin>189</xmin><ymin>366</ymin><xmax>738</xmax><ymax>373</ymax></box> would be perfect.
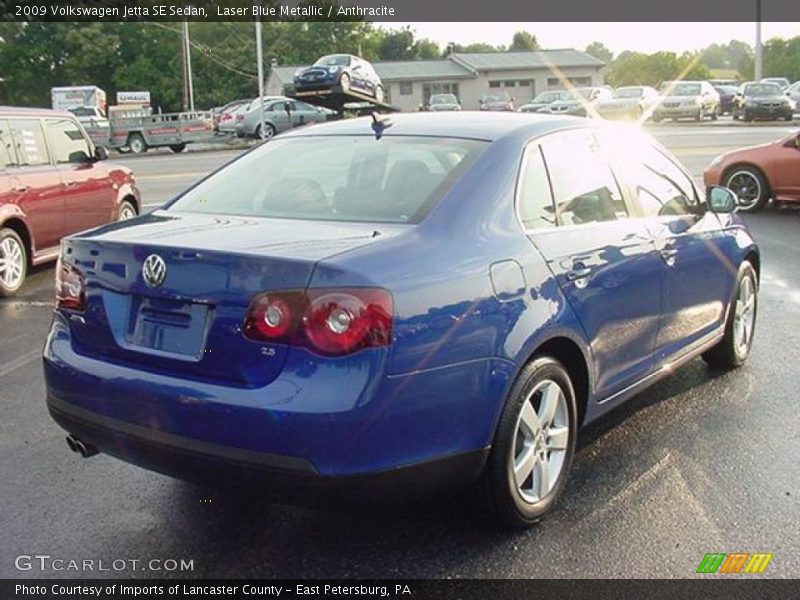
<box><xmin>760</xmin><ymin>77</ymin><xmax>790</xmax><ymax>91</ymax></box>
<box><xmin>517</xmin><ymin>90</ymin><xmax>572</xmax><ymax>114</ymax></box>
<box><xmin>293</xmin><ymin>54</ymin><xmax>384</xmax><ymax>103</ymax></box>
<box><xmin>783</xmin><ymin>81</ymin><xmax>800</xmax><ymax>112</ymax></box>
<box><xmin>44</xmin><ymin>113</ymin><xmax>759</xmax><ymax>527</ymax></box>
<box><xmin>235</xmin><ymin>97</ymin><xmax>330</xmax><ymax>140</ymax></box>
<box><xmin>713</xmin><ymin>85</ymin><xmax>738</xmax><ymax>115</ymax></box>
<box><xmin>732</xmin><ymin>82</ymin><xmax>794</xmax><ymax>122</ymax></box>
<box><xmin>480</xmin><ymin>90</ymin><xmax>515</xmax><ymax>111</ymax></box>
<box><xmin>652</xmin><ymin>81</ymin><xmax>720</xmax><ymax>122</ymax></box>
<box><xmin>427</xmin><ymin>94</ymin><xmax>461</xmax><ymax>111</ymax></box>
<box><xmin>546</xmin><ymin>87</ymin><xmax>611</xmax><ymax>117</ymax></box>
<box><xmin>0</xmin><ymin>106</ymin><xmax>139</xmax><ymax>296</ymax></box>
<box><xmin>595</xmin><ymin>86</ymin><xmax>660</xmax><ymax>120</ymax></box>
<box><xmin>704</xmin><ymin>130</ymin><xmax>800</xmax><ymax>212</ymax></box>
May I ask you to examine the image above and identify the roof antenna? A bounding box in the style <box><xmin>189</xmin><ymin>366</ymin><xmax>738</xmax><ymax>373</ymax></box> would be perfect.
<box><xmin>371</xmin><ymin>112</ymin><xmax>392</xmax><ymax>140</ymax></box>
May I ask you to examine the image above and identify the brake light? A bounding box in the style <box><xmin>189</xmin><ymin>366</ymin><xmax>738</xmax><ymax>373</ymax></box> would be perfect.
<box><xmin>243</xmin><ymin>288</ymin><xmax>393</xmax><ymax>356</ymax></box>
<box><xmin>55</xmin><ymin>257</ymin><xmax>85</xmax><ymax>311</ymax></box>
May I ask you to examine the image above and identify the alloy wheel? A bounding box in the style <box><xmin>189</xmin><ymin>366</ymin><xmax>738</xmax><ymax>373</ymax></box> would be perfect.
<box><xmin>0</xmin><ymin>236</ymin><xmax>25</xmax><ymax>290</ymax></box>
<box><xmin>733</xmin><ymin>275</ymin><xmax>756</xmax><ymax>358</ymax></box>
<box><xmin>727</xmin><ymin>171</ymin><xmax>761</xmax><ymax>211</ymax></box>
<box><xmin>511</xmin><ymin>379</ymin><xmax>570</xmax><ymax>503</ymax></box>
<box><xmin>118</xmin><ymin>203</ymin><xmax>137</xmax><ymax>221</ymax></box>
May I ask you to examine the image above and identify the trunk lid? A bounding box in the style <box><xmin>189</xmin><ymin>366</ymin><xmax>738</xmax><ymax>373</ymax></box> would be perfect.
<box><xmin>64</xmin><ymin>211</ymin><xmax>397</xmax><ymax>387</ymax></box>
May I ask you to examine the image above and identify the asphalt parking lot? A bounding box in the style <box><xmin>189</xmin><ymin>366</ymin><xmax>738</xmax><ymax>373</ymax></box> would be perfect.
<box><xmin>1</xmin><ymin>121</ymin><xmax>798</xmax><ymax>579</ymax></box>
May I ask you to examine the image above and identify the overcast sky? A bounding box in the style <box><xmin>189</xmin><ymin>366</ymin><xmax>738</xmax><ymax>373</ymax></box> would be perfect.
<box><xmin>383</xmin><ymin>22</ymin><xmax>800</xmax><ymax>55</ymax></box>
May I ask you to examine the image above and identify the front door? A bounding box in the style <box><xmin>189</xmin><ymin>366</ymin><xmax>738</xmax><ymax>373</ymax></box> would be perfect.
<box><xmin>524</xmin><ymin>129</ymin><xmax>663</xmax><ymax>400</ymax></box>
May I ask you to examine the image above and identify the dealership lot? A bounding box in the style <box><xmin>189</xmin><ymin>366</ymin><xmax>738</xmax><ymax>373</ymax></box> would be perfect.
<box><xmin>1</xmin><ymin>123</ymin><xmax>798</xmax><ymax>578</ymax></box>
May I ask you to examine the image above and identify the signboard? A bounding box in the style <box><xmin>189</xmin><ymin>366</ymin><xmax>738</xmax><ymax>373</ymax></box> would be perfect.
<box><xmin>117</xmin><ymin>91</ymin><xmax>151</xmax><ymax>106</ymax></box>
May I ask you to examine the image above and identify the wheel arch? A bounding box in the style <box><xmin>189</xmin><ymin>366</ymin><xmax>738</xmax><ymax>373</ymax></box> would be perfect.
<box><xmin>722</xmin><ymin>162</ymin><xmax>772</xmax><ymax>197</ymax></box>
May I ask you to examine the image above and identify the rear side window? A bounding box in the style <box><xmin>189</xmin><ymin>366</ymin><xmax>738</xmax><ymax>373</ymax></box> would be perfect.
<box><xmin>9</xmin><ymin>119</ymin><xmax>49</xmax><ymax>166</ymax></box>
<box><xmin>169</xmin><ymin>136</ymin><xmax>486</xmax><ymax>224</ymax></box>
<box><xmin>517</xmin><ymin>145</ymin><xmax>556</xmax><ymax>230</ymax></box>
<box><xmin>45</xmin><ymin>119</ymin><xmax>91</xmax><ymax>164</ymax></box>
<box><xmin>540</xmin><ymin>129</ymin><xmax>628</xmax><ymax>226</ymax></box>
<box><xmin>0</xmin><ymin>120</ymin><xmax>19</xmax><ymax>167</ymax></box>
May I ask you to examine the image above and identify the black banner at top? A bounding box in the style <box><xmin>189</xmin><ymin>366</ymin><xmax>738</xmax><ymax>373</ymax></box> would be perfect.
<box><xmin>3</xmin><ymin>0</ymin><xmax>800</xmax><ymax>22</ymax></box>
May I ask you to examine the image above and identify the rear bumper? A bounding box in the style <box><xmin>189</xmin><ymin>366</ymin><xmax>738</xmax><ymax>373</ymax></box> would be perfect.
<box><xmin>47</xmin><ymin>394</ymin><xmax>488</xmax><ymax>504</ymax></box>
<box><xmin>654</xmin><ymin>106</ymin><xmax>701</xmax><ymax>118</ymax></box>
<box><xmin>44</xmin><ymin>312</ymin><xmax>511</xmax><ymax>489</ymax></box>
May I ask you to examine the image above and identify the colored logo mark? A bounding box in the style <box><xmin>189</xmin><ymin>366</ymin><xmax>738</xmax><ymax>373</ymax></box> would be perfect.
<box><xmin>696</xmin><ymin>552</ymin><xmax>773</xmax><ymax>574</ymax></box>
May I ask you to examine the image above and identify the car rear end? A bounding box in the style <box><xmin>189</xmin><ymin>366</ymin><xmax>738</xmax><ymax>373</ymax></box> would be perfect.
<box><xmin>44</xmin><ymin>126</ymin><xmax>493</xmax><ymax>501</ymax></box>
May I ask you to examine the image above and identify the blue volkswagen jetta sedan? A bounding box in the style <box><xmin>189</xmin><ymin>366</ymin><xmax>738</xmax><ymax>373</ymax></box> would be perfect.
<box><xmin>44</xmin><ymin>113</ymin><xmax>759</xmax><ymax>527</ymax></box>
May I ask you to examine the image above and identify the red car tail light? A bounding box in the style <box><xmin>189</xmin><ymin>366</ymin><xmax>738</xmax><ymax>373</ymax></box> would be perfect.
<box><xmin>243</xmin><ymin>288</ymin><xmax>393</xmax><ymax>356</ymax></box>
<box><xmin>55</xmin><ymin>257</ymin><xmax>85</xmax><ymax>311</ymax></box>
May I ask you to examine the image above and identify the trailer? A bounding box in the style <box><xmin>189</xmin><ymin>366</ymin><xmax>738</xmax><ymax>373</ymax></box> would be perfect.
<box><xmin>97</xmin><ymin>107</ymin><xmax>219</xmax><ymax>154</ymax></box>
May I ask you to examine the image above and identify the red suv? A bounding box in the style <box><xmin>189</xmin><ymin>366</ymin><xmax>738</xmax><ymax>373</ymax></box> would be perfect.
<box><xmin>0</xmin><ymin>107</ymin><xmax>140</xmax><ymax>296</ymax></box>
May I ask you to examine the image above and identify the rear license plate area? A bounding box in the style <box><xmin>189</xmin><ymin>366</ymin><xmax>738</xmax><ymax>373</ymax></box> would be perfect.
<box><xmin>126</xmin><ymin>297</ymin><xmax>211</xmax><ymax>360</ymax></box>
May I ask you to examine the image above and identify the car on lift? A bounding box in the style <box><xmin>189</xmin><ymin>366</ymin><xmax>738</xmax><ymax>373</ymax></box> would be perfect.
<box><xmin>293</xmin><ymin>54</ymin><xmax>384</xmax><ymax>103</ymax></box>
<box><xmin>704</xmin><ymin>130</ymin><xmax>800</xmax><ymax>212</ymax></box>
<box><xmin>0</xmin><ymin>106</ymin><xmax>139</xmax><ymax>296</ymax></box>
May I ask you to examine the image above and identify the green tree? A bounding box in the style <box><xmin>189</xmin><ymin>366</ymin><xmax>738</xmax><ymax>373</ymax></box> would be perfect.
<box><xmin>606</xmin><ymin>51</ymin><xmax>711</xmax><ymax>87</ymax></box>
<box><xmin>509</xmin><ymin>31</ymin><xmax>539</xmax><ymax>52</ymax></box>
<box><xmin>585</xmin><ymin>41</ymin><xmax>613</xmax><ymax>63</ymax></box>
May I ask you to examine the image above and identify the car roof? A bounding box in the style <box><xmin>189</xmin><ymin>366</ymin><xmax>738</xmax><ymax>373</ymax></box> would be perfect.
<box><xmin>281</xmin><ymin>112</ymin><xmax>587</xmax><ymax>142</ymax></box>
<box><xmin>0</xmin><ymin>105</ymin><xmax>74</xmax><ymax>118</ymax></box>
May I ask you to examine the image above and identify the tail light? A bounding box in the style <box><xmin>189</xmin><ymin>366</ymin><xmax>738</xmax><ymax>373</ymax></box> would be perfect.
<box><xmin>55</xmin><ymin>256</ymin><xmax>85</xmax><ymax>311</ymax></box>
<box><xmin>243</xmin><ymin>288</ymin><xmax>392</xmax><ymax>356</ymax></box>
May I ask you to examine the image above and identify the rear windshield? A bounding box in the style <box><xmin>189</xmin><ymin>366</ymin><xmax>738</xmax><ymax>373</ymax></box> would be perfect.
<box><xmin>168</xmin><ymin>136</ymin><xmax>487</xmax><ymax>224</ymax></box>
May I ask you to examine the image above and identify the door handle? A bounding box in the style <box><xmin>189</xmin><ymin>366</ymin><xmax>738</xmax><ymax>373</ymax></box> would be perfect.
<box><xmin>11</xmin><ymin>184</ymin><xmax>29</xmax><ymax>193</ymax></box>
<box><xmin>660</xmin><ymin>248</ymin><xmax>678</xmax><ymax>266</ymax></box>
<box><xmin>566</xmin><ymin>266</ymin><xmax>592</xmax><ymax>281</ymax></box>
<box><xmin>64</xmin><ymin>181</ymin><xmax>78</xmax><ymax>187</ymax></box>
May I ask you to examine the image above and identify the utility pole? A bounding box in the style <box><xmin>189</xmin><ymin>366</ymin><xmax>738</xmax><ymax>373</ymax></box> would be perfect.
<box><xmin>256</xmin><ymin>17</ymin><xmax>266</xmax><ymax>141</ymax></box>
<box><xmin>754</xmin><ymin>0</ymin><xmax>763</xmax><ymax>81</ymax></box>
<box><xmin>180</xmin><ymin>23</ymin><xmax>188</xmax><ymax>111</ymax></box>
<box><xmin>183</xmin><ymin>20</ymin><xmax>195</xmax><ymax>112</ymax></box>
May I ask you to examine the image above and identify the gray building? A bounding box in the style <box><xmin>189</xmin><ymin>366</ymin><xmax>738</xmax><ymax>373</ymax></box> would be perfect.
<box><xmin>266</xmin><ymin>49</ymin><xmax>605</xmax><ymax>112</ymax></box>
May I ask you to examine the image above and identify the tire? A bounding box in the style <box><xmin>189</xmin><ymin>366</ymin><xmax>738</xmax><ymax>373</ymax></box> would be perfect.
<box><xmin>339</xmin><ymin>72</ymin><xmax>351</xmax><ymax>93</ymax></box>
<box><xmin>711</xmin><ymin>105</ymin><xmax>719</xmax><ymax>120</ymax></box>
<box><xmin>725</xmin><ymin>166</ymin><xmax>769</xmax><ymax>212</ymax></box>
<box><xmin>743</xmin><ymin>111</ymin><xmax>753</xmax><ymax>122</ymax></box>
<box><xmin>255</xmin><ymin>123</ymin><xmax>275</xmax><ymax>141</ymax></box>
<box><xmin>169</xmin><ymin>143</ymin><xmax>186</xmax><ymax>153</ymax></box>
<box><xmin>374</xmin><ymin>84</ymin><xmax>384</xmax><ymax>104</ymax></box>
<box><xmin>482</xmin><ymin>356</ymin><xmax>578</xmax><ymax>527</ymax></box>
<box><xmin>732</xmin><ymin>109</ymin><xmax>740</xmax><ymax>121</ymax></box>
<box><xmin>128</xmin><ymin>134</ymin><xmax>147</xmax><ymax>154</ymax></box>
<box><xmin>694</xmin><ymin>109</ymin><xmax>702</xmax><ymax>122</ymax></box>
<box><xmin>117</xmin><ymin>199</ymin><xmax>138</xmax><ymax>221</ymax></box>
<box><xmin>0</xmin><ymin>227</ymin><xmax>28</xmax><ymax>297</ymax></box>
<box><xmin>703</xmin><ymin>262</ymin><xmax>757</xmax><ymax>369</ymax></box>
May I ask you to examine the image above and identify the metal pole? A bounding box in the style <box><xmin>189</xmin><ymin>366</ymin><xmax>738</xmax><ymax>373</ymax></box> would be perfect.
<box><xmin>256</xmin><ymin>18</ymin><xmax>266</xmax><ymax>141</ymax></box>
<box><xmin>754</xmin><ymin>0</ymin><xmax>763</xmax><ymax>81</ymax></box>
<box><xmin>184</xmin><ymin>20</ymin><xmax>195</xmax><ymax>112</ymax></box>
<box><xmin>180</xmin><ymin>24</ymin><xmax>188</xmax><ymax>111</ymax></box>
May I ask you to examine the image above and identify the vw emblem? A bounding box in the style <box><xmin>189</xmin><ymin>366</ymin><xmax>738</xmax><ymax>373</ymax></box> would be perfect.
<box><xmin>142</xmin><ymin>254</ymin><xmax>166</xmax><ymax>288</ymax></box>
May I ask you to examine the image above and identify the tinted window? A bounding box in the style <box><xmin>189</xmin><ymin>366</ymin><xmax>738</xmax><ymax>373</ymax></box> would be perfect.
<box><xmin>0</xmin><ymin>120</ymin><xmax>19</xmax><ymax>167</ymax></box>
<box><xmin>169</xmin><ymin>136</ymin><xmax>486</xmax><ymax>224</ymax></box>
<box><xmin>9</xmin><ymin>119</ymin><xmax>49</xmax><ymax>166</ymax></box>
<box><xmin>45</xmin><ymin>119</ymin><xmax>90</xmax><ymax>164</ymax></box>
<box><xmin>540</xmin><ymin>129</ymin><xmax>628</xmax><ymax>226</ymax></box>
<box><xmin>518</xmin><ymin>145</ymin><xmax>556</xmax><ymax>230</ymax></box>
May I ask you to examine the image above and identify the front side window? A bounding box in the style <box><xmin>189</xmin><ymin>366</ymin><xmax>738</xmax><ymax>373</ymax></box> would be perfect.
<box><xmin>540</xmin><ymin>129</ymin><xmax>628</xmax><ymax>227</ymax></box>
<box><xmin>168</xmin><ymin>136</ymin><xmax>487</xmax><ymax>224</ymax></box>
<box><xmin>45</xmin><ymin>119</ymin><xmax>91</xmax><ymax>164</ymax></box>
<box><xmin>8</xmin><ymin>119</ymin><xmax>49</xmax><ymax>166</ymax></box>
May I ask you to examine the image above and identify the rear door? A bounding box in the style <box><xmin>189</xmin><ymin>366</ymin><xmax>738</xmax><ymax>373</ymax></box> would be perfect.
<box><xmin>6</xmin><ymin>117</ymin><xmax>65</xmax><ymax>253</ymax></box>
<box><xmin>614</xmin><ymin>139</ymin><xmax>732</xmax><ymax>361</ymax></box>
<box><xmin>523</xmin><ymin>128</ymin><xmax>663</xmax><ymax>399</ymax></box>
<box><xmin>44</xmin><ymin>117</ymin><xmax>115</xmax><ymax>234</ymax></box>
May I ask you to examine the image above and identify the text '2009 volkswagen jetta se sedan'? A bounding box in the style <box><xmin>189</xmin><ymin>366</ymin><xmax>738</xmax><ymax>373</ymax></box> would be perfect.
<box><xmin>44</xmin><ymin>113</ymin><xmax>759</xmax><ymax>527</ymax></box>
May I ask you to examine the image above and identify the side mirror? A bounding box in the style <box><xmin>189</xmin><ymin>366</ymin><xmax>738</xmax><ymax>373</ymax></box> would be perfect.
<box><xmin>707</xmin><ymin>186</ymin><xmax>737</xmax><ymax>214</ymax></box>
<box><xmin>94</xmin><ymin>146</ymin><xmax>108</xmax><ymax>162</ymax></box>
